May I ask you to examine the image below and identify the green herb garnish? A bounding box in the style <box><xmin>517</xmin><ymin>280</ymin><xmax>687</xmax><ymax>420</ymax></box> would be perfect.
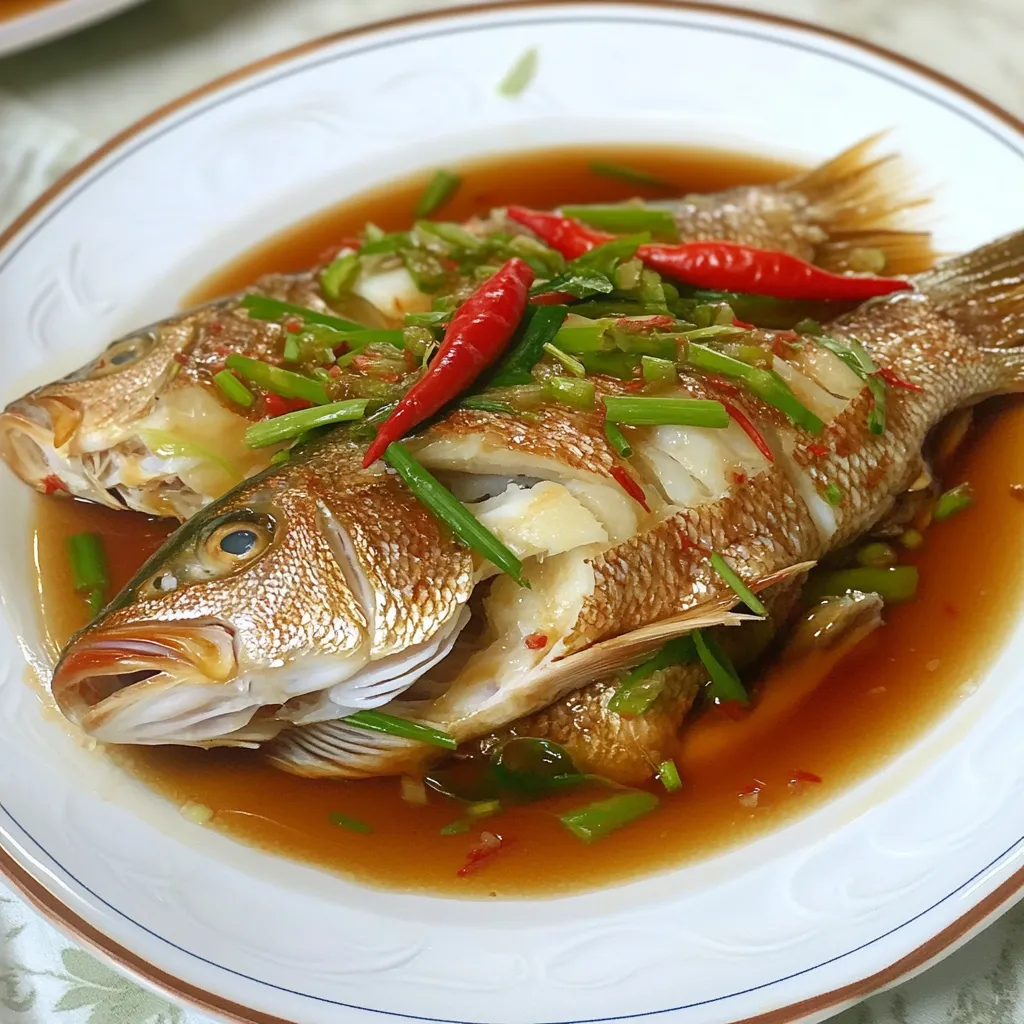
<box><xmin>710</xmin><ymin>552</ymin><xmax>767</xmax><ymax>616</ymax></box>
<box><xmin>319</xmin><ymin>252</ymin><xmax>360</xmax><ymax>300</ymax></box>
<box><xmin>657</xmin><ymin>760</ymin><xmax>683</xmax><ymax>793</ymax></box>
<box><xmin>244</xmin><ymin>399</ymin><xmax>369</xmax><ymax>448</ymax></box>
<box><xmin>66</xmin><ymin>532</ymin><xmax>109</xmax><ymax>615</ymax></box>
<box><xmin>804</xmin><ymin>566</ymin><xmax>919</xmax><ymax>604</ymax></box>
<box><xmin>589</xmin><ymin>161</ymin><xmax>673</xmax><ymax>189</ymax></box>
<box><xmin>497</xmin><ymin>46</ymin><xmax>538</xmax><ymax>98</ymax></box>
<box><xmin>603</xmin><ymin>395</ymin><xmax>729</xmax><ymax>428</ymax></box>
<box><xmin>240</xmin><ymin>294</ymin><xmax>363</xmax><ymax>333</ymax></box>
<box><xmin>562</xmin><ymin>204</ymin><xmax>678</xmax><ymax>239</ymax></box>
<box><xmin>384</xmin><ymin>441</ymin><xmax>528</xmax><ymax>586</ymax></box>
<box><xmin>544</xmin><ymin>376</ymin><xmax>596</xmax><ymax>410</ymax></box>
<box><xmin>604</xmin><ymin>420</ymin><xmax>633</xmax><ymax>458</ymax></box>
<box><xmin>694</xmin><ymin>629</ymin><xmax>748</xmax><ymax>705</ymax></box>
<box><xmin>560</xmin><ymin>791</ymin><xmax>659</xmax><ymax>843</ymax></box>
<box><xmin>345</xmin><ymin>709</ymin><xmax>456</xmax><ymax>750</ymax></box>
<box><xmin>329</xmin><ymin>812</ymin><xmax>372</xmax><ymax>834</ymax></box>
<box><xmin>213</xmin><ymin>370</ymin><xmax>254</xmax><ymax>408</ymax></box>
<box><xmin>488</xmin><ymin>305</ymin><xmax>568</xmax><ymax>387</ymax></box>
<box><xmin>934</xmin><ymin>483</ymin><xmax>972</xmax><ymax>521</ymax></box>
<box><xmin>415</xmin><ymin>169</ymin><xmax>461</xmax><ymax>219</ymax></box>
<box><xmin>608</xmin><ymin>635</ymin><xmax>698</xmax><ymax>716</ymax></box>
<box><xmin>225</xmin><ymin>355</ymin><xmax>329</xmax><ymax>405</ymax></box>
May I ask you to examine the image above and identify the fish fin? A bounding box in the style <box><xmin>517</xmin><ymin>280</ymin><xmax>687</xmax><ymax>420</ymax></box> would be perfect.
<box><xmin>916</xmin><ymin>230</ymin><xmax>1024</xmax><ymax>350</ymax></box>
<box><xmin>265</xmin><ymin>719</ymin><xmax>425</xmax><ymax>779</ymax></box>
<box><xmin>787</xmin><ymin>133</ymin><xmax>935</xmax><ymax>275</ymax></box>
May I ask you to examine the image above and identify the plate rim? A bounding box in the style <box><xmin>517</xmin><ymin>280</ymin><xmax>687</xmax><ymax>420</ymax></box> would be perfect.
<box><xmin>4</xmin><ymin>2</ymin><xmax>1024</xmax><ymax>1023</ymax></box>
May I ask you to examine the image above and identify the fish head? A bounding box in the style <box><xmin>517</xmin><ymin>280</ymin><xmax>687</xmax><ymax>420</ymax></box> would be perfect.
<box><xmin>0</xmin><ymin>316</ymin><xmax>196</xmax><ymax>502</ymax></box>
<box><xmin>50</xmin><ymin>471</ymin><xmax>373</xmax><ymax>746</ymax></box>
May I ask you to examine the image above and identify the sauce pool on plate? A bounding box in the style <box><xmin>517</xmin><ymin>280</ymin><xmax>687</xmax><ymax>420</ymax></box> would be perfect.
<box><xmin>32</xmin><ymin>145</ymin><xmax>1024</xmax><ymax>896</ymax></box>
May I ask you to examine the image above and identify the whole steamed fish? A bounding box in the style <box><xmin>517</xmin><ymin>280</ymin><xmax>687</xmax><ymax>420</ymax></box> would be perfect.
<box><xmin>0</xmin><ymin>137</ymin><xmax>930</xmax><ymax>520</ymax></box>
<box><xmin>49</xmin><ymin>231</ymin><xmax>1024</xmax><ymax>782</ymax></box>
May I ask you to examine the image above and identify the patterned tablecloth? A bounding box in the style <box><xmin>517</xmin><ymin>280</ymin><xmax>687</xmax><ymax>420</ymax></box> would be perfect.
<box><xmin>2</xmin><ymin>1</ymin><xmax>1024</xmax><ymax>1021</ymax></box>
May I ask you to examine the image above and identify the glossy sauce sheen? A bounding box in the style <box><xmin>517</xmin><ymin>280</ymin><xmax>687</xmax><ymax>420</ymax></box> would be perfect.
<box><xmin>34</xmin><ymin>146</ymin><xmax>1024</xmax><ymax>896</ymax></box>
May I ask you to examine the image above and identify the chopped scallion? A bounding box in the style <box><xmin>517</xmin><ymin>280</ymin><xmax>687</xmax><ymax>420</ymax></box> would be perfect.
<box><xmin>329</xmin><ymin>812</ymin><xmax>372</xmax><ymax>834</ymax></box>
<box><xmin>641</xmin><ymin>355</ymin><xmax>677</xmax><ymax>384</ymax></box>
<box><xmin>460</xmin><ymin>396</ymin><xmax>518</xmax><ymax>415</ymax></box>
<box><xmin>608</xmin><ymin>636</ymin><xmax>697</xmax><ymax>716</ymax></box>
<box><xmin>694</xmin><ymin>629</ymin><xmax>748</xmax><ymax>705</ymax></box>
<box><xmin>319</xmin><ymin>252</ymin><xmax>360</xmax><ymax>300</ymax></box>
<box><xmin>544</xmin><ymin>376</ymin><xmax>596</xmax><ymax>410</ymax></box>
<box><xmin>934</xmin><ymin>482</ymin><xmax>972</xmax><ymax>520</ymax></box>
<box><xmin>244</xmin><ymin>399</ymin><xmax>369</xmax><ymax>448</ymax></box>
<box><xmin>467</xmin><ymin>799</ymin><xmax>501</xmax><ymax>819</ymax></box>
<box><xmin>282</xmin><ymin>333</ymin><xmax>300</xmax><ymax>363</ymax></box>
<box><xmin>561</xmin><ymin>204</ymin><xmax>678</xmax><ymax>240</ymax></box>
<box><xmin>240</xmin><ymin>294</ymin><xmax>363</xmax><ymax>333</ymax></box>
<box><xmin>603</xmin><ymin>395</ymin><xmax>728</xmax><ymax>428</ymax></box>
<box><xmin>488</xmin><ymin>305</ymin><xmax>568</xmax><ymax>387</ymax></box>
<box><xmin>710</xmin><ymin>552</ymin><xmax>767</xmax><ymax>615</ymax></box>
<box><xmin>345</xmin><ymin>709</ymin><xmax>457</xmax><ymax>750</ymax></box>
<box><xmin>604</xmin><ymin>420</ymin><xmax>633</xmax><ymax>458</ymax></box>
<box><xmin>415</xmin><ymin>169</ymin><xmax>461</xmax><ymax>219</ymax></box>
<box><xmin>657</xmin><ymin>760</ymin><xmax>682</xmax><ymax>793</ymax></box>
<box><xmin>440</xmin><ymin>819</ymin><xmax>470</xmax><ymax>836</ymax></box>
<box><xmin>560</xmin><ymin>791</ymin><xmax>659</xmax><ymax>843</ymax></box>
<box><xmin>823</xmin><ymin>482</ymin><xmax>843</xmax><ymax>507</ymax></box>
<box><xmin>383</xmin><ymin>442</ymin><xmax>528</xmax><ymax>586</ymax></box>
<box><xmin>66</xmin><ymin>532</ymin><xmax>109</xmax><ymax>615</ymax></box>
<box><xmin>497</xmin><ymin>46</ymin><xmax>538</xmax><ymax>98</ymax></box>
<box><xmin>589</xmin><ymin>161</ymin><xmax>673</xmax><ymax>189</ymax></box>
<box><xmin>804</xmin><ymin>566</ymin><xmax>919</xmax><ymax>604</ymax></box>
<box><xmin>212</xmin><ymin>370</ymin><xmax>254</xmax><ymax>408</ymax></box>
<box><xmin>225</xmin><ymin>354</ymin><xmax>329</xmax><ymax>405</ymax></box>
<box><xmin>543</xmin><ymin>342</ymin><xmax>586</xmax><ymax>377</ymax></box>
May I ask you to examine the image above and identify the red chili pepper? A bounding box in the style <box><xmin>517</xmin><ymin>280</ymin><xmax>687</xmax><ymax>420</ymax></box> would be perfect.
<box><xmin>875</xmin><ymin>366</ymin><xmax>924</xmax><ymax>392</ymax></box>
<box><xmin>261</xmin><ymin>393</ymin><xmax>312</xmax><ymax>418</ymax></box>
<box><xmin>610</xmin><ymin>466</ymin><xmax>650</xmax><ymax>512</ymax></box>
<box><xmin>284</xmin><ymin>318</ymin><xmax>303</xmax><ymax>334</ymax></box>
<box><xmin>508</xmin><ymin>207</ymin><xmax>911</xmax><ymax>302</ymax></box>
<box><xmin>457</xmin><ymin>831</ymin><xmax>507</xmax><ymax>877</ymax></box>
<box><xmin>524</xmin><ymin>632</ymin><xmax>548</xmax><ymax>650</ymax></box>
<box><xmin>732</xmin><ymin>317</ymin><xmax>756</xmax><ymax>330</ymax></box>
<box><xmin>41</xmin><ymin>474</ymin><xmax>68</xmax><ymax>495</ymax></box>
<box><xmin>506</xmin><ymin>206</ymin><xmax>608</xmax><ymax>259</ymax></box>
<box><xmin>806</xmin><ymin>442</ymin><xmax>829</xmax><ymax>459</ymax></box>
<box><xmin>722</xmin><ymin>401</ymin><xmax>774</xmax><ymax>463</ymax></box>
<box><xmin>363</xmin><ymin>259</ymin><xmax>534</xmax><ymax>467</ymax></box>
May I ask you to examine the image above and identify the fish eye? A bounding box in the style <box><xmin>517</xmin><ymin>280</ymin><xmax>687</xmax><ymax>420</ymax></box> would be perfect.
<box><xmin>89</xmin><ymin>334</ymin><xmax>157</xmax><ymax>378</ymax></box>
<box><xmin>201</xmin><ymin>515</ymin><xmax>275</xmax><ymax>572</ymax></box>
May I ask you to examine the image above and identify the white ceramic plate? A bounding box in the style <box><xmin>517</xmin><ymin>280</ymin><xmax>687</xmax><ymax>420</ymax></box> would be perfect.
<box><xmin>0</xmin><ymin>0</ymin><xmax>144</xmax><ymax>58</ymax></box>
<box><xmin>3</xmin><ymin>3</ymin><xmax>1024</xmax><ymax>1023</ymax></box>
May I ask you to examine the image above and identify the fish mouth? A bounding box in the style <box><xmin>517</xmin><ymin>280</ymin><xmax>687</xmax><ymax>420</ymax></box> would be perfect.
<box><xmin>0</xmin><ymin>396</ymin><xmax>83</xmax><ymax>493</ymax></box>
<box><xmin>52</xmin><ymin>621</ymin><xmax>244</xmax><ymax>743</ymax></box>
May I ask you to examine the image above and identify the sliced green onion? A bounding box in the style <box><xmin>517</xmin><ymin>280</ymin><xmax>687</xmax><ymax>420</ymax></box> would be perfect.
<box><xmin>488</xmin><ymin>305</ymin><xmax>568</xmax><ymax>387</ymax></box>
<box><xmin>225</xmin><ymin>354</ymin><xmax>329</xmax><ymax>405</ymax></box>
<box><xmin>360</xmin><ymin>231</ymin><xmax>409</xmax><ymax>256</ymax></box>
<box><xmin>604</xmin><ymin>421</ymin><xmax>633</xmax><ymax>458</ymax></box>
<box><xmin>683</xmin><ymin>324</ymin><xmax>744</xmax><ymax>341</ymax></box>
<box><xmin>460</xmin><ymin>397</ymin><xmax>518</xmax><ymax>416</ymax></box>
<box><xmin>138</xmin><ymin>429</ymin><xmax>242</xmax><ymax>479</ymax></box>
<box><xmin>900</xmin><ymin>528</ymin><xmax>924</xmax><ymax>550</ymax></box>
<box><xmin>823</xmin><ymin>482</ymin><xmax>843</xmax><ymax>507</ymax></box>
<box><xmin>544</xmin><ymin>376</ymin><xmax>596</xmax><ymax>410</ymax></box>
<box><xmin>710</xmin><ymin>552</ymin><xmax>767</xmax><ymax>615</ymax></box>
<box><xmin>467</xmin><ymin>799</ymin><xmax>501</xmax><ymax>819</ymax></box>
<box><xmin>269</xmin><ymin>449</ymin><xmax>290</xmax><ymax>465</ymax></box>
<box><xmin>415</xmin><ymin>169</ymin><xmax>461</xmax><ymax>218</ymax></box>
<box><xmin>686</xmin><ymin>344</ymin><xmax>824</xmax><ymax>435</ymax></box>
<box><xmin>934</xmin><ymin>483</ymin><xmax>973</xmax><ymax>520</ymax></box>
<box><xmin>336</xmin><ymin>328</ymin><xmax>406</xmax><ymax>349</ymax></box>
<box><xmin>553</xmin><ymin>324</ymin><xmax>612</xmax><ymax>354</ymax></box>
<box><xmin>319</xmin><ymin>252</ymin><xmax>360</xmax><ymax>300</ymax></box>
<box><xmin>694</xmin><ymin>629</ymin><xmax>748</xmax><ymax>705</ymax></box>
<box><xmin>562</xmin><ymin>204</ymin><xmax>678</xmax><ymax>240</ymax></box>
<box><xmin>405</xmin><ymin>309</ymin><xmax>452</xmax><ymax>329</ymax></box>
<box><xmin>580</xmin><ymin>352</ymin><xmax>640</xmax><ymax>379</ymax></box>
<box><xmin>804</xmin><ymin>566</ymin><xmax>919</xmax><ymax>604</ymax></box>
<box><xmin>497</xmin><ymin>46</ymin><xmax>538</xmax><ymax>97</ymax></box>
<box><xmin>384</xmin><ymin>442</ymin><xmax>527</xmax><ymax>586</ymax></box>
<box><xmin>282</xmin><ymin>333</ymin><xmax>301</xmax><ymax>363</ymax></box>
<box><xmin>641</xmin><ymin>355</ymin><xmax>677</xmax><ymax>384</ymax></box>
<box><xmin>657</xmin><ymin>759</ymin><xmax>682</xmax><ymax>793</ymax></box>
<box><xmin>589</xmin><ymin>161</ymin><xmax>673</xmax><ymax>189</ymax></box>
<box><xmin>560</xmin><ymin>791</ymin><xmax>659</xmax><ymax>843</ymax></box>
<box><xmin>440</xmin><ymin>819</ymin><xmax>470</xmax><ymax>836</ymax></box>
<box><xmin>609</xmin><ymin>636</ymin><xmax>697</xmax><ymax>716</ymax></box>
<box><xmin>345</xmin><ymin>709</ymin><xmax>456</xmax><ymax>750</ymax></box>
<box><xmin>543</xmin><ymin>342</ymin><xmax>586</xmax><ymax>377</ymax></box>
<box><xmin>240</xmin><ymin>294</ymin><xmax>363</xmax><ymax>333</ymax></box>
<box><xmin>66</xmin><ymin>532</ymin><xmax>109</xmax><ymax>615</ymax></box>
<box><xmin>604</xmin><ymin>395</ymin><xmax>728</xmax><ymax>428</ymax></box>
<box><xmin>329</xmin><ymin>812</ymin><xmax>372</xmax><ymax>834</ymax></box>
<box><xmin>493</xmin><ymin>737</ymin><xmax>583</xmax><ymax>796</ymax></box>
<box><xmin>212</xmin><ymin>370</ymin><xmax>254</xmax><ymax>408</ymax></box>
<box><xmin>244</xmin><ymin>400</ymin><xmax>368</xmax><ymax>448</ymax></box>
<box><xmin>856</xmin><ymin>542</ymin><xmax>898</xmax><ymax>569</ymax></box>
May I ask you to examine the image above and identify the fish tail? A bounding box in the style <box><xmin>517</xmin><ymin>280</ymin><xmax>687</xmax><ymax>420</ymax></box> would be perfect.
<box><xmin>915</xmin><ymin>230</ymin><xmax>1024</xmax><ymax>357</ymax></box>
<box><xmin>788</xmin><ymin>133</ymin><xmax>935</xmax><ymax>275</ymax></box>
